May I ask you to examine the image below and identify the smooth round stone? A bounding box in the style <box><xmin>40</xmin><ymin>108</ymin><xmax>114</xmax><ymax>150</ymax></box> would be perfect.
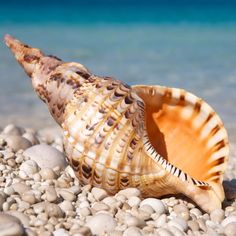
<box><xmin>157</xmin><ymin>228</ymin><xmax>174</xmax><ymax>236</ymax></box>
<box><xmin>117</xmin><ymin>188</ymin><xmax>141</xmax><ymax>198</ymax></box>
<box><xmin>6</xmin><ymin>211</ymin><xmax>30</xmax><ymax>227</ymax></box>
<box><xmin>3</xmin><ymin>124</ymin><xmax>23</xmax><ymax>136</ymax></box>
<box><xmin>22</xmin><ymin>133</ymin><xmax>39</xmax><ymax>146</ymax></box>
<box><xmin>190</xmin><ymin>208</ymin><xmax>202</xmax><ymax>217</ymax></box>
<box><xmin>21</xmin><ymin>191</ymin><xmax>36</xmax><ymax>204</ymax></box>
<box><xmin>12</xmin><ymin>183</ymin><xmax>31</xmax><ymax>196</ymax></box>
<box><xmin>224</xmin><ymin>222</ymin><xmax>236</xmax><ymax>236</ymax></box>
<box><xmin>23</xmin><ymin>144</ymin><xmax>67</xmax><ymax>169</ymax></box>
<box><xmin>39</xmin><ymin>168</ymin><xmax>57</xmax><ymax>180</ymax></box>
<box><xmin>173</xmin><ymin>205</ymin><xmax>190</xmax><ymax>221</ymax></box>
<box><xmin>45</xmin><ymin>187</ymin><xmax>58</xmax><ymax>202</ymax></box>
<box><xmin>91</xmin><ymin>202</ymin><xmax>110</xmax><ymax>212</ymax></box>
<box><xmin>91</xmin><ymin>187</ymin><xmax>108</xmax><ymax>201</ymax></box>
<box><xmin>58</xmin><ymin>189</ymin><xmax>75</xmax><ymax>202</ymax></box>
<box><xmin>45</xmin><ymin>203</ymin><xmax>64</xmax><ymax>218</ymax></box>
<box><xmin>140</xmin><ymin>198</ymin><xmax>166</xmax><ymax>214</ymax></box>
<box><xmin>155</xmin><ymin>214</ymin><xmax>167</xmax><ymax>227</ymax></box>
<box><xmin>0</xmin><ymin>213</ymin><xmax>25</xmax><ymax>236</ymax></box>
<box><xmin>59</xmin><ymin>201</ymin><xmax>74</xmax><ymax>213</ymax></box>
<box><xmin>139</xmin><ymin>204</ymin><xmax>155</xmax><ymax>215</ymax></box>
<box><xmin>80</xmin><ymin>207</ymin><xmax>91</xmax><ymax>217</ymax></box>
<box><xmin>123</xmin><ymin>226</ymin><xmax>143</xmax><ymax>236</ymax></box>
<box><xmin>127</xmin><ymin>196</ymin><xmax>141</xmax><ymax>208</ymax></box>
<box><xmin>32</xmin><ymin>202</ymin><xmax>46</xmax><ymax>214</ymax></box>
<box><xmin>86</xmin><ymin>213</ymin><xmax>117</xmax><ymax>235</ymax></box>
<box><xmin>168</xmin><ymin>217</ymin><xmax>188</xmax><ymax>232</ymax></box>
<box><xmin>210</xmin><ymin>208</ymin><xmax>225</xmax><ymax>223</ymax></box>
<box><xmin>53</xmin><ymin>229</ymin><xmax>68</xmax><ymax>236</ymax></box>
<box><xmin>5</xmin><ymin>135</ymin><xmax>32</xmax><ymax>152</ymax></box>
<box><xmin>188</xmin><ymin>220</ymin><xmax>199</xmax><ymax>231</ymax></box>
<box><xmin>20</xmin><ymin>160</ymin><xmax>39</xmax><ymax>176</ymax></box>
<box><xmin>126</xmin><ymin>215</ymin><xmax>145</xmax><ymax>228</ymax></box>
<box><xmin>222</xmin><ymin>216</ymin><xmax>236</xmax><ymax>227</ymax></box>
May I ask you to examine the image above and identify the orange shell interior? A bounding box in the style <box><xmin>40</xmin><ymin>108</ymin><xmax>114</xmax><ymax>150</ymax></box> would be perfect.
<box><xmin>137</xmin><ymin>88</ymin><xmax>224</xmax><ymax>183</ymax></box>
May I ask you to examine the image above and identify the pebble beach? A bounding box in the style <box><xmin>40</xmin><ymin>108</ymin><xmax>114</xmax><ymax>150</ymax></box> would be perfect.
<box><xmin>0</xmin><ymin>123</ymin><xmax>236</xmax><ymax>236</ymax></box>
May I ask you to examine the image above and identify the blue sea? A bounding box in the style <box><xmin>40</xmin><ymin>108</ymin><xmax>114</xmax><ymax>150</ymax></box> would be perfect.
<box><xmin>0</xmin><ymin>1</ymin><xmax>236</xmax><ymax>141</ymax></box>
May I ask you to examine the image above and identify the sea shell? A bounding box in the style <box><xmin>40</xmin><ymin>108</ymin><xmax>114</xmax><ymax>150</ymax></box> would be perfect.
<box><xmin>4</xmin><ymin>34</ymin><xmax>229</xmax><ymax>213</ymax></box>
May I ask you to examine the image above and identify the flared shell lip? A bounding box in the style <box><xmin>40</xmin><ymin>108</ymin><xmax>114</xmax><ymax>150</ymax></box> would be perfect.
<box><xmin>132</xmin><ymin>84</ymin><xmax>230</xmax><ymax>186</ymax></box>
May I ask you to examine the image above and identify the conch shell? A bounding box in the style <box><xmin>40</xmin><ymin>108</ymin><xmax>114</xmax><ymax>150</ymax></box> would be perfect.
<box><xmin>5</xmin><ymin>34</ymin><xmax>229</xmax><ymax>213</ymax></box>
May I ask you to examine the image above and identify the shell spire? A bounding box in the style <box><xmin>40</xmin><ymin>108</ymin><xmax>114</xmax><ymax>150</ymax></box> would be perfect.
<box><xmin>4</xmin><ymin>34</ymin><xmax>229</xmax><ymax>213</ymax></box>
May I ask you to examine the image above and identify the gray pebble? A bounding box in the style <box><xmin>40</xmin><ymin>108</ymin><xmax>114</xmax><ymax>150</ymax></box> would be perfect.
<box><xmin>22</xmin><ymin>133</ymin><xmax>39</xmax><ymax>146</ymax></box>
<box><xmin>5</xmin><ymin>135</ymin><xmax>31</xmax><ymax>152</ymax></box>
<box><xmin>3</xmin><ymin>124</ymin><xmax>24</xmax><ymax>136</ymax></box>
<box><xmin>0</xmin><ymin>213</ymin><xmax>25</xmax><ymax>236</ymax></box>
<box><xmin>23</xmin><ymin>144</ymin><xmax>67</xmax><ymax>169</ymax></box>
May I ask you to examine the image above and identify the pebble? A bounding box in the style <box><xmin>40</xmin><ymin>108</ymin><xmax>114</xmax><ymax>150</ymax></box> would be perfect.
<box><xmin>22</xmin><ymin>132</ymin><xmax>39</xmax><ymax>145</ymax></box>
<box><xmin>157</xmin><ymin>228</ymin><xmax>174</xmax><ymax>236</ymax></box>
<box><xmin>7</xmin><ymin>211</ymin><xmax>30</xmax><ymax>226</ymax></box>
<box><xmin>224</xmin><ymin>222</ymin><xmax>236</xmax><ymax>236</ymax></box>
<box><xmin>125</xmin><ymin>215</ymin><xmax>145</xmax><ymax>228</ymax></box>
<box><xmin>188</xmin><ymin>220</ymin><xmax>200</xmax><ymax>231</ymax></box>
<box><xmin>39</xmin><ymin>168</ymin><xmax>57</xmax><ymax>180</ymax></box>
<box><xmin>127</xmin><ymin>196</ymin><xmax>141</xmax><ymax>207</ymax></box>
<box><xmin>0</xmin><ymin>212</ymin><xmax>25</xmax><ymax>236</ymax></box>
<box><xmin>23</xmin><ymin>144</ymin><xmax>67</xmax><ymax>169</ymax></box>
<box><xmin>45</xmin><ymin>186</ymin><xmax>58</xmax><ymax>202</ymax></box>
<box><xmin>59</xmin><ymin>201</ymin><xmax>74</xmax><ymax>213</ymax></box>
<box><xmin>12</xmin><ymin>182</ymin><xmax>31</xmax><ymax>195</ymax></box>
<box><xmin>3</xmin><ymin>124</ymin><xmax>24</xmax><ymax>136</ymax></box>
<box><xmin>117</xmin><ymin>188</ymin><xmax>141</xmax><ymax>198</ymax></box>
<box><xmin>210</xmin><ymin>208</ymin><xmax>225</xmax><ymax>223</ymax></box>
<box><xmin>222</xmin><ymin>215</ymin><xmax>236</xmax><ymax>227</ymax></box>
<box><xmin>45</xmin><ymin>203</ymin><xmax>64</xmax><ymax>218</ymax></box>
<box><xmin>91</xmin><ymin>187</ymin><xmax>108</xmax><ymax>201</ymax></box>
<box><xmin>173</xmin><ymin>204</ymin><xmax>190</xmax><ymax>221</ymax></box>
<box><xmin>140</xmin><ymin>198</ymin><xmax>166</xmax><ymax>214</ymax></box>
<box><xmin>20</xmin><ymin>160</ymin><xmax>39</xmax><ymax>176</ymax></box>
<box><xmin>168</xmin><ymin>217</ymin><xmax>188</xmax><ymax>232</ymax></box>
<box><xmin>86</xmin><ymin>213</ymin><xmax>117</xmax><ymax>235</ymax></box>
<box><xmin>58</xmin><ymin>189</ymin><xmax>75</xmax><ymax>201</ymax></box>
<box><xmin>5</xmin><ymin>135</ymin><xmax>32</xmax><ymax>152</ymax></box>
<box><xmin>123</xmin><ymin>226</ymin><xmax>143</xmax><ymax>236</ymax></box>
<box><xmin>21</xmin><ymin>191</ymin><xmax>37</xmax><ymax>204</ymax></box>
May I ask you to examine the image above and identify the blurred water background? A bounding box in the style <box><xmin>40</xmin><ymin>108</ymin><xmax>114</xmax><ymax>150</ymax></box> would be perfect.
<box><xmin>0</xmin><ymin>0</ymin><xmax>236</xmax><ymax>141</ymax></box>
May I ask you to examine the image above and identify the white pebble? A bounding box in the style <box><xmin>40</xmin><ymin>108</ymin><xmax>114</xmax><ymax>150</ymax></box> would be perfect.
<box><xmin>20</xmin><ymin>160</ymin><xmax>39</xmax><ymax>176</ymax></box>
<box><xmin>23</xmin><ymin>144</ymin><xmax>67</xmax><ymax>169</ymax></box>
<box><xmin>222</xmin><ymin>215</ymin><xmax>236</xmax><ymax>227</ymax></box>
<box><xmin>140</xmin><ymin>198</ymin><xmax>166</xmax><ymax>214</ymax></box>
<box><xmin>91</xmin><ymin>187</ymin><xmax>108</xmax><ymax>201</ymax></box>
<box><xmin>117</xmin><ymin>188</ymin><xmax>141</xmax><ymax>198</ymax></box>
<box><xmin>86</xmin><ymin>213</ymin><xmax>117</xmax><ymax>235</ymax></box>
